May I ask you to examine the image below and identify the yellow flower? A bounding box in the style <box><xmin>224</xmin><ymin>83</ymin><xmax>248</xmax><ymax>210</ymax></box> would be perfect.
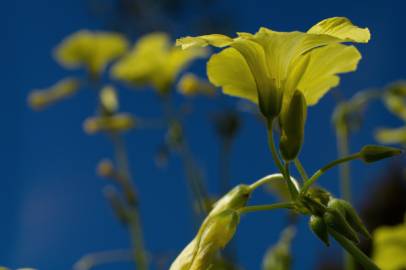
<box><xmin>111</xmin><ymin>33</ymin><xmax>207</xmax><ymax>94</ymax></box>
<box><xmin>375</xmin><ymin>82</ymin><xmax>406</xmax><ymax>145</ymax></box>
<box><xmin>373</xmin><ymin>218</ymin><xmax>406</xmax><ymax>270</ymax></box>
<box><xmin>54</xmin><ymin>30</ymin><xmax>129</xmax><ymax>76</ymax></box>
<box><xmin>177</xmin><ymin>17</ymin><xmax>370</xmax><ymax>119</ymax></box>
<box><xmin>28</xmin><ymin>78</ymin><xmax>81</xmax><ymax>110</ymax></box>
<box><xmin>177</xmin><ymin>73</ymin><xmax>216</xmax><ymax>97</ymax></box>
<box><xmin>170</xmin><ymin>185</ymin><xmax>252</xmax><ymax>270</ymax></box>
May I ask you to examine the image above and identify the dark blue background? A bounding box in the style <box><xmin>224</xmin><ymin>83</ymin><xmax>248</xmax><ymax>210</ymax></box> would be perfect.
<box><xmin>1</xmin><ymin>0</ymin><xmax>405</xmax><ymax>269</ymax></box>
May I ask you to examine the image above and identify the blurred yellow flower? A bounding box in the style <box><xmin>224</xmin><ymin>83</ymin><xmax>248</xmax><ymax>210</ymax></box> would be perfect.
<box><xmin>28</xmin><ymin>78</ymin><xmax>81</xmax><ymax>110</ymax></box>
<box><xmin>373</xmin><ymin>218</ymin><xmax>406</xmax><ymax>270</ymax></box>
<box><xmin>54</xmin><ymin>30</ymin><xmax>128</xmax><ymax>76</ymax></box>
<box><xmin>177</xmin><ymin>73</ymin><xmax>216</xmax><ymax>97</ymax></box>
<box><xmin>83</xmin><ymin>114</ymin><xmax>136</xmax><ymax>134</ymax></box>
<box><xmin>177</xmin><ymin>17</ymin><xmax>370</xmax><ymax>119</ymax></box>
<box><xmin>111</xmin><ymin>33</ymin><xmax>207</xmax><ymax>93</ymax></box>
<box><xmin>375</xmin><ymin>82</ymin><xmax>406</xmax><ymax>145</ymax></box>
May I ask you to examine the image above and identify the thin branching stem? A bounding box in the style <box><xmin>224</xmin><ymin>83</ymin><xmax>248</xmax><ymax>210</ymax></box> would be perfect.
<box><xmin>239</xmin><ymin>202</ymin><xmax>295</xmax><ymax>214</ymax></box>
<box><xmin>300</xmin><ymin>153</ymin><xmax>361</xmax><ymax>194</ymax></box>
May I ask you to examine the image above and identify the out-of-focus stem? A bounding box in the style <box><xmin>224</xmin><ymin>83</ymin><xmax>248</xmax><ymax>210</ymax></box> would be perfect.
<box><xmin>161</xmin><ymin>95</ymin><xmax>210</xmax><ymax>218</ymax></box>
<box><xmin>219</xmin><ymin>138</ymin><xmax>232</xmax><ymax>194</ymax></box>
<box><xmin>294</xmin><ymin>158</ymin><xmax>308</xmax><ymax>182</ymax></box>
<box><xmin>111</xmin><ymin>133</ymin><xmax>148</xmax><ymax>270</ymax></box>
<box><xmin>336</xmin><ymin>128</ymin><xmax>354</xmax><ymax>270</ymax></box>
<box><xmin>328</xmin><ymin>228</ymin><xmax>379</xmax><ymax>270</ymax></box>
<box><xmin>74</xmin><ymin>249</ymin><xmax>133</xmax><ymax>270</ymax></box>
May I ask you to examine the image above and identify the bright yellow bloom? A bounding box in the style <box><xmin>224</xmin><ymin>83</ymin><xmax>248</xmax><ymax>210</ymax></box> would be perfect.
<box><xmin>177</xmin><ymin>17</ymin><xmax>370</xmax><ymax>119</ymax></box>
<box><xmin>373</xmin><ymin>218</ymin><xmax>406</xmax><ymax>270</ymax></box>
<box><xmin>54</xmin><ymin>30</ymin><xmax>128</xmax><ymax>76</ymax></box>
<box><xmin>111</xmin><ymin>33</ymin><xmax>207</xmax><ymax>93</ymax></box>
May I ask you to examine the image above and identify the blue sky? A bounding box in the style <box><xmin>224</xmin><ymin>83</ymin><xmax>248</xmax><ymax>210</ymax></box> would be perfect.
<box><xmin>1</xmin><ymin>0</ymin><xmax>406</xmax><ymax>269</ymax></box>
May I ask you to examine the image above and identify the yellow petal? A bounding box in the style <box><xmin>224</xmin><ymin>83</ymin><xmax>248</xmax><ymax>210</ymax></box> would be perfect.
<box><xmin>176</xmin><ymin>34</ymin><xmax>233</xmax><ymax>49</ymax></box>
<box><xmin>373</xmin><ymin>221</ymin><xmax>406</xmax><ymax>270</ymax></box>
<box><xmin>307</xmin><ymin>17</ymin><xmax>370</xmax><ymax>43</ymax></box>
<box><xmin>231</xmin><ymin>39</ymin><xmax>281</xmax><ymax>117</ymax></box>
<box><xmin>207</xmin><ymin>47</ymin><xmax>257</xmax><ymax>103</ymax></box>
<box><xmin>296</xmin><ymin>44</ymin><xmax>362</xmax><ymax>105</ymax></box>
<box><xmin>375</xmin><ymin>127</ymin><xmax>406</xmax><ymax>145</ymax></box>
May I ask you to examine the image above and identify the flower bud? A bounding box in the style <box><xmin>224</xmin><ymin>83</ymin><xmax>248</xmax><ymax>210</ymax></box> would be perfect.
<box><xmin>323</xmin><ymin>208</ymin><xmax>359</xmax><ymax>243</ymax></box>
<box><xmin>170</xmin><ymin>210</ymin><xmax>239</xmax><ymax>270</ymax></box>
<box><xmin>359</xmin><ymin>145</ymin><xmax>402</xmax><ymax>163</ymax></box>
<box><xmin>301</xmin><ymin>196</ymin><xmax>326</xmax><ymax>217</ymax></box>
<box><xmin>309</xmin><ymin>215</ymin><xmax>330</xmax><ymax>246</ymax></box>
<box><xmin>279</xmin><ymin>90</ymin><xmax>307</xmax><ymax>161</ymax></box>
<box><xmin>100</xmin><ymin>85</ymin><xmax>118</xmax><ymax>115</ymax></box>
<box><xmin>210</xmin><ymin>184</ymin><xmax>251</xmax><ymax>216</ymax></box>
<box><xmin>328</xmin><ymin>199</ymin><xmax>371</xmax><ymax>239</ymax></box>
<box><xmin>97</xmin><ymin>159</ymin><xmax>115</xmax><ymax>178</ymax></box>
<box><xmin>103</xmin><ymin>186</ymin><xmax>129</xmax><ymax>224</ymax></box>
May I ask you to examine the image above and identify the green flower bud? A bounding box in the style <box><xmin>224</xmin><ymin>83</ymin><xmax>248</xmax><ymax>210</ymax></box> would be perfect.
<box><xmin>328</xmin><ymin>199</ymin><xmax>371</xmax><ymax>239</ymax></box>
<box><xmin>306</xmin><ymin>187</ymin><xmax>331</xmax><ymax>206</ymax></box>
<box><xmin>309</xmin><ymin>215</ymin><xmax>330</xmax><ymax>246</ymax></box>
<box><xmin>300</xmin><ymin>196</ymin><xmax>326</xmax><ymax>217</ymax></box>
<box><xmin>359</xmin><ymin>145</ymin><xmax>402</xmax><ymax>163</ymax></box>
<box><xmin>323</xmin><ymin>208</ymin><xmax>360</xmax><ymax>244</ymax></box>
<box><xmin>279</xmin><ymin>90</ymin><xmax>307</xmax><ymax>161</ymax></box>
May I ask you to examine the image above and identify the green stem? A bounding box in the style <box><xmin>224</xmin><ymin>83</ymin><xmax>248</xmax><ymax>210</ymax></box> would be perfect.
<box><xmin>294</xmin><ymin>158</ymin><xmax>309</xmax><ymax>182</ymax></box>
<box><xmin>239</xmin><ymin>202</ymin><xmax>295</xmax><ymax>215</ymax></box>
<box><xmin>111</xmin><ymin>133</ymin><xmax>148</xmax><ymax>270</ymax></box>
<box><xmin>249</xmin><ymin>173</ymin><xmax>285</xmax><ymax>191</ymax></box>
<box><xmin>266</xmin><ymin>119</ymin><xmax>285</xmax><ymax>174</ymax></box>
<box><xmin>285</xmin><ymin>162</ymin><xmax>298</xmax><ymax>200</ymax></box>
<box><xmin>328</xmin><ymin>228</ymin><xmax>380</xmax><ymax>270</ymax></box>
<box><xmin>300</xmin><ymin>153</ymin><xmax>361</xmax><ymax>194</ymax></box>
<box><xmin>337</xmin><ymin>130</ymin><xmax>351</xmax><ymax>201</ymax></box>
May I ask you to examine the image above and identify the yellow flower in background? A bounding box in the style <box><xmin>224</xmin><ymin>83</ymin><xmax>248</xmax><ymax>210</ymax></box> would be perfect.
<box><xmin>177</xmin><ymin>17</ymin><xmax>370</xmax><ymax>119</ymax></box>
<box><xmin>54</xmin><ymin>30</ymin><xmax>129</xmax><ymax>76</ymax></box>
<box><xmin>28</xmin><ymin>78</ymin><xmax>81</xmax><ymax>110</ymax></box>
<box><xmin>177</xmin><ymin>73</ymin><xmax>216</xmax><ymax>97</ymax></box>
<box><xmin>111</xmin><ymin>33</ymin><xmax>207</xmax><ymax>94</ymax></box>
<box><xmin>375</xmin><ymin>127</ymin><xmax>406</xmax><ymax>145</ymax></box>
<box><xmin>373</xmin><ymin>218</ymin><xmax>406</xmax><ymax>270</ymax></box>
<box><xmin>375</xmin><ymin>82</ymin><xmax>406</xmax><ymax>145</ymax></box>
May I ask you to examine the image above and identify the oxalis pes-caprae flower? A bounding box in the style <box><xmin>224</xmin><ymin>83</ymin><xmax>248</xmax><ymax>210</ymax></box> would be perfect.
<box><xmin>172</xmin><ymin>17</ymin><xmax>403</xmax><ymax>270</ymax></box>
